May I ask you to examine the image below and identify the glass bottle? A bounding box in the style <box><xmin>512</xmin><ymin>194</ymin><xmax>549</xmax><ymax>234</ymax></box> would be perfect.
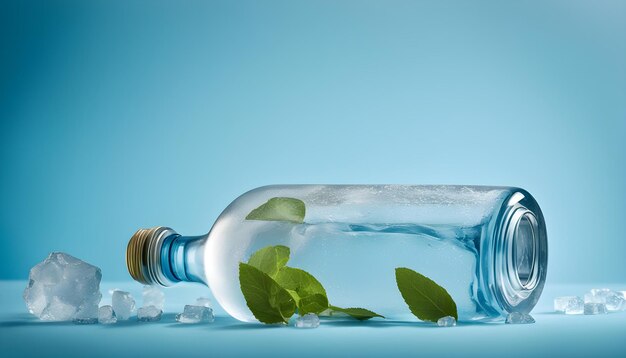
<box><xmin>126</xmin><ymin>185</ymin><xmax>547</xmax><ymax>322</ymax></box>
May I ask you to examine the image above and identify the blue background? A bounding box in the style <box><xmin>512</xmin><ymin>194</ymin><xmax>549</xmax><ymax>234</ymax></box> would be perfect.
<box><xmin>1</xmin><ymin>0</ymin><xmax>625</xmax><ymax>287</ymax></box>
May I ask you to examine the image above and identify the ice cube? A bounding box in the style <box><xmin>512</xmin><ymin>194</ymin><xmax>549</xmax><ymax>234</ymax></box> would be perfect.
<box><xmin>142</xmin><ymin>285</ymin><xmax>165</xmax><ymax>310</ymax></box>
<box><xmin>620</xmin><ymin>291</ymin><xmax>626</xmax><ymax>299</ymax></box>
<box><xmin>98</xmin><ymin>305</ymin><xmax>117</xmax><ymax>324</ymax></box>
<box><xmin>584</xmin><ymin>289</ymin><xmax>624</xmax><ymax>311</ymax></box>
<box><xmin>555</xmin><ymin>296</ymin><xmax>585</xmax><ymax>314</ymax></box>
<box><xmin>23</xmin><ymin>252</ymin><xmax>102</xmax><ymax>322</ymax></box>
<box><xmin>436</xmin><ymin>316</ymin><xmax>456</xmax><ymax>327</ymax></box>
<box><xmin>505</xmin><ymin>312</ymin><xmax>535</xmax><ymax>324</ymax></box>
<box><xmin>137</xmin><ymin>305</ymin><xmax>162</xmax><ymax>322</ymax></box>
<box><xmin>175</xmin><ymin>305</ymin><xmax>214</xmax><ymax>324</ymax></box>
<box><xmin>564</xmin><ymin>296</ymin><xmax>584</xmax><ymax>315</ymax></box>
<box><xmin>295</xmin><ymin>313</ymin><xmax>320</xmax><ymax>328</ymax></box>
<box><xmin>195</xmin><ymin>297</ymin><xmax>212</xmax><ymax>308</ymax></box>
<box><xmin>554</xmin><ymin>296</ymin><xmax>579</xmax><ymax>313</ymax></box>
<box><xmin>584</xmin><ymin>303</ymin><xmax>607</xmax><ymax>315</ymax></box>
<box><xmin>112</xmin><ymin>290</ymin><xmax>135</xmax><ymax>320</ymax></box>
<box><xmin>604</xmin><ymin>292</ymin><xmax>626</xmax><ymax>312</ymax></box>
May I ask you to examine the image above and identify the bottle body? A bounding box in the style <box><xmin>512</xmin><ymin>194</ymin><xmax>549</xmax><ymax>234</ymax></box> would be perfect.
<box><xmin>127</xmin><ymin>185</ymin><xmax>548</xmax><ymax>323</ymax></box>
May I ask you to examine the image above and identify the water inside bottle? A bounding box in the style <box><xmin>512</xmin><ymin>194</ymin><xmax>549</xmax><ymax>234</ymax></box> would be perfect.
<box><xmin>211</xmin><ymin>220</ymin><xmax>488</xmax><ymax>321</ymax></box>
<box><xmin>205</xmin><ymin>186</ymin><xmax>511</xmax><ymax>322</ymax></box>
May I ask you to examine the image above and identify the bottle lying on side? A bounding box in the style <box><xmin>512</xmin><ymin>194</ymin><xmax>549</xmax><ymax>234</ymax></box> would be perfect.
<box><xmin>126</xmin><ymin>185</ymin><xmax>547</xmax><ymax>324</ymax></box>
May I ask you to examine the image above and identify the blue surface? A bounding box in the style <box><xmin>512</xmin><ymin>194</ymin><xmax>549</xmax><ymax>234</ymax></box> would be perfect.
<box><xmin>2</xmin><ymin>281</ymin><xmax>626</xmax><ymax>357</ymax></box>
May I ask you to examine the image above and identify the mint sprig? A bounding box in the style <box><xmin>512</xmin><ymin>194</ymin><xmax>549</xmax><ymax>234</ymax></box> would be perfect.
<box><xmin>395</xmin><ymin>267</ymin><xmax>458</xmax><ymax>322</ymax></box>
<box><xmin>239</xmin><ymin>245</ymin><xmax>383</xmax><ymax>324</ymax></box>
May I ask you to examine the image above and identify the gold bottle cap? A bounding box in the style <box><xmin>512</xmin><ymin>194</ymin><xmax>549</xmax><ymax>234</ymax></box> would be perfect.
<box><xmin>126</xmin><ymin>226</ymin><xmax>177</xmax><ymax>286</ymax></box>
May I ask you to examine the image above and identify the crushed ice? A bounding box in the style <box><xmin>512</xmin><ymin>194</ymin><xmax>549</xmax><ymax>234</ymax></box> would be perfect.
<box><xmin>555</xmin><ymin>288</ymin><xmax>626</xmax><ymax>315</ymax></box>
<box><xmin>176</xmin><ymin>303</ymin><xmax>214</xmax><ymax>324</ymax></box>
<box><xmin>98</xmin><ymin>305</ymin><xmax>117</xmax><ymax>324</ymax></box>
<box><xmin>137</xmin><ymin>305</ymin><xmax>163</xmax><ymax>322</ymax></box>
<box><xmin>111</xmin><ymin>290</ymin><xmax>135</xmax><ymax>320</ymax></box>
<box><xmin>294</xmin><ymin>313</ymin><xmax>320</xmax><ymax>328</ymax></box>
<box><xmin>505</xmin><ymin>312</ymin><xmax>535</xmax><ymax>324</ymax></box>
<box><xmin>436</xmin><ymin>316</ymin><xmax>456</xmax><ymax>327</ymax></box>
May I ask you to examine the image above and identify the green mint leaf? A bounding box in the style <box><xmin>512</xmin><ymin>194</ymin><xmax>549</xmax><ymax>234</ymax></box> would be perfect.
<box><xmin>245</xmin><ymin>197</ymin><xmax>305</xmax><ymax>223</ymax></box>
<box><xmin>395</xmin><ymin>267</ymin><xmax>458</xmax><ymax>322</ymax></box>
<box><xmin>285</xmin><ymin>289</ymin><xmax>300</xmax><ymax>305</ymax></box>
<box><xmin>247</xmin><ymin>245</ymin><xmax>290</xmax><ymax>278</ymax></box>
<box><xmin>239</xmin><ymin>263</ymin><xmax>296</xmax><ymax>324</ymax></box>
<box><xmin>328</xmin><ymin>305</ymin><xmax>384</xmax><ymax>320</ymax></box>
<box><xmin>275</xmin><ymin>267</ymin><xmax>328</xmax><ymax>315</ymax></box>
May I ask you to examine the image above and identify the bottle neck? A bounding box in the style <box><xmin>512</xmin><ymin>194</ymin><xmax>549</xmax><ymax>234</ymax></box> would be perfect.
<box><xmin>160</xmin><ymin>234</ymin><xmax>207</xmax><ymax>284</ymax></box>
<box><xmin>126</xmin><ymin>227</ymin><xmax>207</xmax><ymax>287</ymax></box>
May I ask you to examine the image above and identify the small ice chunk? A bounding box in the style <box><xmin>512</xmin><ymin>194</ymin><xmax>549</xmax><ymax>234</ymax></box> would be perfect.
<box><xmin>98</xmin><ymin>305</ymin><xmax>117</xmax><ymax>324</ymax></box>
<box><xmin>112</xmin><ymin>290</ymin><xmax>135</xmax><ymax>320</ymax></box>
<box><xmin>437</xmin><ymin>316</ymin><xmax>456</xmax><ymax>327</ymax></box>
<box><xmin>585</xmin><ymin>289</ymin><xmax>625</xmax><ymax>311</ymax></box>
<box><xmin>564</xmin><ymin>296</ymin><xmax>584</xmax><ymax>315</ymax></box>
<box><xmin>505</xmin><ymin>312</ymin><xmax>535</xmax><ymax>324</ymax></box>
<box><xmin>142</xmin><ymin>285</ymin><xmax>165</xmax><ymax>310</ymax></box>
<box><xmin>23</xmin><ymin>252</ymin><xmax>102</xmax><ymax>322</ymax></box>
<box><xmin>137</xmin><ymin>305</ymin><xmax>162</xmax><ymax>322</ymax></box>
<box><xmin>195</xmin><ymin>297</ymin><xmax>212</xmax><ymax>308</ymax></box>
<box><xmin>554</xmin><ymin>296</ymin><xmax>578</xmax><ymax>313</ymax></box>
<box><xmin>554</xmin><ymin>296</ymin><xmax>584</xmax><ymax>314</ymax></box>
<box><xmin>619</xmin><ymin>291</ymin><xmax>626</xmax><ymax>299</ymax></box>
<box><xmin>295</xmin><ymin>313</ymin><xmax>320</xmax><ymax>329</ymax></box>
<box><xmin>584</xmin><ymin>303</ymin><xmax>607</xmax><ymax>315</ymax></box>
<box><xmin>605</xmin><ymin>292</ymin><xmax>626</xmax><ymax>312</ymax></box>
<box><xmin>175</xmin><ymin>305</ymin><xmax>214</xmax><ymax>324</ymax></box>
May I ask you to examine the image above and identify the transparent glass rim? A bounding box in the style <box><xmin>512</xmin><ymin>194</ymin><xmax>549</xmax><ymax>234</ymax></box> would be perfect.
<box><xmin>489</xmin><ymin>189</ymin><xmax>548</xmax><ymax>314</ymax></box>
